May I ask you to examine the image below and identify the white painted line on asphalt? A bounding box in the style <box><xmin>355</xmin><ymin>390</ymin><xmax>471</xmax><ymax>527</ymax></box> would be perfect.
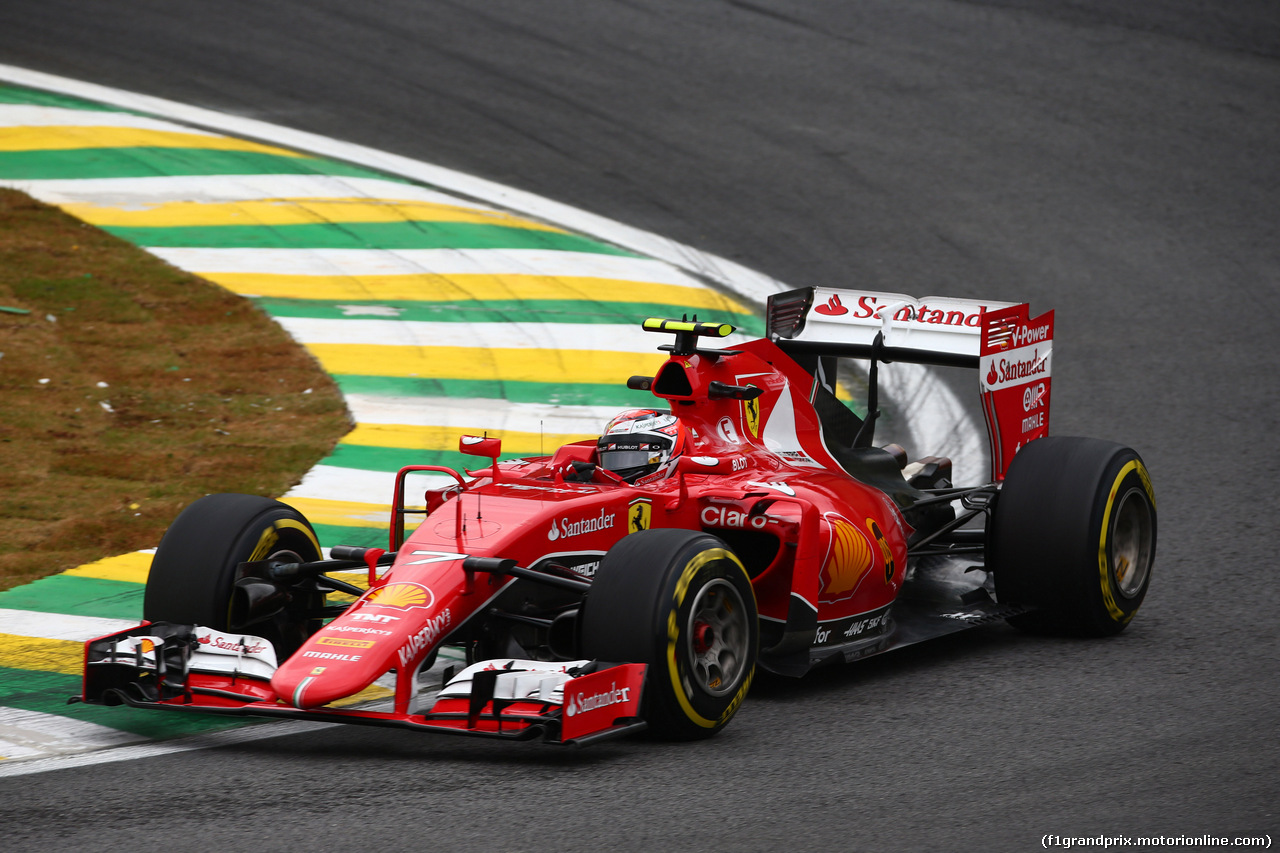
<box><xmin>342</xmin><ymin>394</ymin><xmax>621</xmax><ymax>433</ymax></box>
<box><xmin>0</xmin><ymin>104</ymin><xmax>224</xmax><ymax>134</ymax></box>
<box><xmin>0</xmin><ymin>707</ymin><xmax>151</xmax><ymax>763</ymax></box>
<box><xmin>287</xmin><ymin>465</ymin><xmax>435</xmax><ymax>506</ymax></box>
<box><xmin>146</xmin><ymin>246</ymin><xmax>711</xmax><ymax>285</ymax></box>
<box><xmin>0</xmin><ymin>609</ymin><xmax>138</xmax><ymax>642</ymax></box>
<box><xmin>0</xmin><ymin>718</ymin><xmax>333</xmax><ymax>778</ymax></box>
<box><xmin>3</xmin><ymin>174</ymin><xmax>511</xmax><ymax>210</ymax></box>
<box><xmin>0</xmin><ymin>654</ymin><xmax>464</xmax><ymax>778</ymax></box>
<box><xmin>275</xmin><ymin>317</ymin><xmax>751</xmax><ymax>353</ymax></box>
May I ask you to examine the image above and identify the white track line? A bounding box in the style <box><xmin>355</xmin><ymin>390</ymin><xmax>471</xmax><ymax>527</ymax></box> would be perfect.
<box><xmin>3</xmin><ymin>174</ymin><xmax>500</xmax><ymax>210</ymax></box>
<box><xmin>0</xmin><ymin>609</ymin><xmax>138</xmax><ymax>642</ymax></box>
<box><xmin>276</xmin><ymin>317</ymin><xmax>751</xmax><ymax>353</ymax></box>
<box><xmin>287</xmin><ymin>465</ymin><xmax>443</xmax><ymax>505</ymax></box>
<box><xmin>0</xmin><ymin>717</ymin><xmax>331</xmax><ymax>777</ymax></box>
<box><xmin>0</xmin><ymin>104</ymin><xmax>222</xmax><ymax>134</ymax></box>
<box><xmin>0</xmin><ymin>707</ymin><xmax>152</xmax><ymax>762</ymax></box>
<box><xmin>343</xmin><ymin>394</ymin><xmax>622</xmax><ymax>433</ymax></box>
<box><xmin>146</xmin><ymin>247</ymin><xmax>711</xmax><ymax>285</ymax></box>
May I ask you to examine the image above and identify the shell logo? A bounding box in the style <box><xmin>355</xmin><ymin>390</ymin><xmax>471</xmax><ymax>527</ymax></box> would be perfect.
<box><xmin>865</xmin><ymin>518</ymin><xmax>896</xmax><ymax>584</ymax></box>
<box><xmin>366</xmin><ymin>582</ymin><xmax>435</xmax><ymax>611</ymax></box>
<box><xmin>820</xmin><ymin>515</ymin><xmax>875</xmax><ymax>602</ymax></box>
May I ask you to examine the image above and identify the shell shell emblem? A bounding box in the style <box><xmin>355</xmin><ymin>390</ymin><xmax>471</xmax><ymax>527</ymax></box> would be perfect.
<box><xmin>820</xmin><ymin>515</ymin><xmax>875</xmax><ymax>602</ymax></box>
<box><xmin>866</xmin><ymin>518</ymin><xmax>896</xmax><ymax>584</ymax></box>
<box><xmin>365</xmin><ymin>582</ymin><xmax>435</xmax><ymax>611</ymax></box>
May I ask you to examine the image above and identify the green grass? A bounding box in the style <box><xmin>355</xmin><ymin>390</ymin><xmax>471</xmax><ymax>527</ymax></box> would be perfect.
<box><xmin>0</xmin><ymin>188</ymin><xmax>352</xmax><ymax>592</ymax></box>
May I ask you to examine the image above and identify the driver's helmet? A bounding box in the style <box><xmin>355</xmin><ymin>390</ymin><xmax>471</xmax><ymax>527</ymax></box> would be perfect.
<box><xmin>597</xmin><ymin>408</ymin><xmax>688</xmax><ymax>484</ymax></box>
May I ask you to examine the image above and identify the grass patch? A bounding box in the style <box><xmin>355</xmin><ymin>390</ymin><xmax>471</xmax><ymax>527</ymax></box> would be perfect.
<box><xmin>0</xmin><ymin>188</ymin><xmax>351</xmax><ymax>592</ymax></box>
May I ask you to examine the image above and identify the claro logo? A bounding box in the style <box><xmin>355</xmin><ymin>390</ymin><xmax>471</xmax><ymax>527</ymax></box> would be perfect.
<box><xmin>701</xmin><ymin>505</ymin><xmax>767</xmax><ymax>530</ymax></box>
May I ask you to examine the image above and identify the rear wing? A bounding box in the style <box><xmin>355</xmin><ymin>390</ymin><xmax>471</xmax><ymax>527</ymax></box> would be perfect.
<box><xmin>766</xmin><ymin>287</ymin><xmax>1053</xmax><ymax>480</ymax></box>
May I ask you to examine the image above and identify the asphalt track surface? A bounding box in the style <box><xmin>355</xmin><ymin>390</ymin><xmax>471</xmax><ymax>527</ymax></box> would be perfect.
<box><xmin>1</xmin><ymin>2</ymin><xmax>1278</xmax><ymax>850</ymax></box>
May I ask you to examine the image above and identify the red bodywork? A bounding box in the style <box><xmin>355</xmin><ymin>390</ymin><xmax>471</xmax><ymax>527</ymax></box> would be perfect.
<box><xmin>271</xmin><ymin>338</ymin><xmax>908</xmax><ymax>707</ymax></box>
<box><xmin>83</xmin><ymin>303</ymin><xmax>1049</xmax><ymax>743</ymax></box>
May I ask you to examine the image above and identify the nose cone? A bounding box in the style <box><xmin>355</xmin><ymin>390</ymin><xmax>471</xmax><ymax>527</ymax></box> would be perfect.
<box><xmin>271</xmin><ymin>643</ymin><xmax>384</xmax><ymax>709</ymax></box>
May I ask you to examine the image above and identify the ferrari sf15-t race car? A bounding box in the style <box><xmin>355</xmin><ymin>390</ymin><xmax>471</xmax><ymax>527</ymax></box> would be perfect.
<box><xmin>78</xmin><ymin>286</ymin><xmax>1157</xmax><ymax>744</ymax></box>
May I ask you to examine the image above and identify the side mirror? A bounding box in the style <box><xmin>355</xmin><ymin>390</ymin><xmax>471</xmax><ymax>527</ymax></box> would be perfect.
<box><xmin>460</xmin><ymin>434</ymin><xmax>502</xmax><ymax>482</ymax></box>
<box><xmin>459</xmin><ymin>435</ymin><xmax>502</xmax><ymax>458</ymax></box>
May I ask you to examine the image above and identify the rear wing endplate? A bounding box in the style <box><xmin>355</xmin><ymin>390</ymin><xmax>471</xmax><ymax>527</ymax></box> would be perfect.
<box><xmin>766</xmin><ymin>287</ymin><xmax>1053</xmax><ymax>480</ymax></box>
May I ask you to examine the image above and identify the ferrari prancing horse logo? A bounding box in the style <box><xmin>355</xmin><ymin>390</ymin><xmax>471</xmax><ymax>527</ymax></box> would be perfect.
<box><xmin>742</xmin><ymin>396</ymin><xmax>760</xmax><ymax>439</ymax></box>
<box><xmin>628</xmin><ymin>498</ymin><xmax>652</xmax><ymax>534</ymax></box>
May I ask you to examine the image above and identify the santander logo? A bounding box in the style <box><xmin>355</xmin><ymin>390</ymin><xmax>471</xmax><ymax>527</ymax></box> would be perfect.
<box><xmin>814</xmin><ymin>294</ymin><xmax>848</xmax><ymax>316</ymax></box>
<box><xmin>198</xmin><ymin>634</ymin><xmax>269</xmax><ymax>655</ymax></box>
<box><xmin>547</xmin><ymin>508</ymin><xmax>616</xmax><ymax>541</ymax></box>
<box><xmin>564</xmin><ymin>682</ymin><xmax>632</xmax><ymax>717</ymax></box>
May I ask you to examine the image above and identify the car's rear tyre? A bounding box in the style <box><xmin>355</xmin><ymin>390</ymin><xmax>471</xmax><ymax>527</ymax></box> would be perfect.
<box><xmin>990</xmin><ymin>436</ymin><xmax>1157</xmax><ymax>636</ymax></box>
<box><xmin>143</xmin><ymin>493</ymin><xmax>325</xmax><ymax>656</ymax></box>
<box><xmin>580</xmin><ymin>529</ymin><xmax>758</xmax><ymax>740</ymax></box>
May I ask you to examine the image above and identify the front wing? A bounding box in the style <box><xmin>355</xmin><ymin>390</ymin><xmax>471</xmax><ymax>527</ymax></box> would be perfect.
<box><xmin>77</xmin><ymin>622</ymin><xmax>647</xmax><ymax>747</ymax></box>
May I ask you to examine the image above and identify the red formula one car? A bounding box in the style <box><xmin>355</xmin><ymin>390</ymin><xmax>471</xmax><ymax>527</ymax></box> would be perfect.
<box><xmin>79</xmin><ymin>286</ymin><xmax>1157</xmax><ymax>744</ymax></box>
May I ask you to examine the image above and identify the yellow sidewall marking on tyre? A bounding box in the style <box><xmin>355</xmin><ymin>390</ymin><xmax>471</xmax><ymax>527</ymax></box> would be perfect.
<box><xmin>272</xmin><ymin>518</ymin><xmax>322</xmax><ymax>556</ymax></box>
<box><xmin>247</xmin><ymin>517</ymin><xmax>321</xmax><ymax>562</ymax></box>
<box><xmin>665</xmin><ymin>548</ymin><xmax>754</xmax><ymax>729</ymax></box>
<box><xmin>248</xmin><ymin>525</ymin><xmax>280</xmax><ymax>562</ymax></box>
<box><xmin>1097</xmin><ymin>460</ymin><xmax>1154</xmax><ymax>623</ymax></box>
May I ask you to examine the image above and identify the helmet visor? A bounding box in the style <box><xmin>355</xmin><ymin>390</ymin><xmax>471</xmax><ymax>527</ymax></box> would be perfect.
<box><xmin>599</xmin><ymin>449</ymin><xmax>660</xmax><ymax>474</ymax></box>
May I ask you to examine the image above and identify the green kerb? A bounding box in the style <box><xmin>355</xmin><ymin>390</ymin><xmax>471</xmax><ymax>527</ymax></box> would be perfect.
<box><xmin>0</xmin><ymin>147</ymin><xmax>408</xmax><ymax>181</ymax></box>
<box><xmin>0</xmin><ymin>665</ymin><xmax>253</xmax><ymax>738</ymax></box>
<box><xmin>104</xmin><ymin>221</ymin><xmax>637</xmax><ymax>254</ymax></box>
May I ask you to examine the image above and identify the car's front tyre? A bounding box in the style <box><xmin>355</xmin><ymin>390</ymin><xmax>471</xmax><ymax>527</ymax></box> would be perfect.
<box><xmin>143</xmin><ymin>493</ymin><xmax>325</xmax><ymax>656</ymax></box>
<box><xmin>580</xmin><ymin>529</ymin><xmax>758</xmax><ymax>739</ymax></box>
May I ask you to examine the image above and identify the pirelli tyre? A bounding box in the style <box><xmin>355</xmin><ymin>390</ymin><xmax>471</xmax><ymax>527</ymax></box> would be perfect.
<box><xmin>990</xmin><ymin>436</ymin><xmax>1157</xmax><ymax>636</ymax></box>
<box><xmin>143</xmin><ymin>493</ymin><xmax>325</xmax><ymax>656</ymax></box>
<box><xmin>581</xmin><ymin>529</ymin><xmax>758</xmax><ymax>740</ymax></box>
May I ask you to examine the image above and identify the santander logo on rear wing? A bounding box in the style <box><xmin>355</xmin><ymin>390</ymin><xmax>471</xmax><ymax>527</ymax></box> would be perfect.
<box><xmin>770</xmin><ymin>287</ymin><xmax>1015</xmax><ymax>365</ymax></box>
<box><xmin>979</xmin><ymin>303</ymin><xmax>1054</xmax><ymax>481</ymax></box>
<box><xmin>766</xmin><ymin>286</ymin><xmax>1053</xmax><ymax>481</ymax></box>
